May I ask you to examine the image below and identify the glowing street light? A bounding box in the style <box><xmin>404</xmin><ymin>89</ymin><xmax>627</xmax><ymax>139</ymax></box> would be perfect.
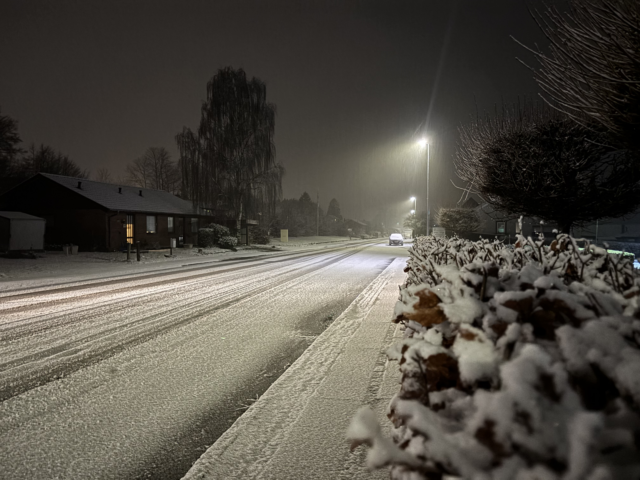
<box><xmin>410</xmin><ymin>209</ymin><xmax>415</xmax><ymax>215</ymax></box>
<box><xmin>417</xmin><ymin>138</ymin><xmax>431</xmax><ymax>236</ymax></box>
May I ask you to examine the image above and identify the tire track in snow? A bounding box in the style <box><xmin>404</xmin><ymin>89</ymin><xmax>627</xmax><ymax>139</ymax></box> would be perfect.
<box><xmin>0</xmin><ymin>241</ymin><xmax>375</xmax><ymax>299</ymax></box>
<box><xmin>0</xmin><ymin>248</ymin><xmax>364</xmax><ymax>402</ymax></box>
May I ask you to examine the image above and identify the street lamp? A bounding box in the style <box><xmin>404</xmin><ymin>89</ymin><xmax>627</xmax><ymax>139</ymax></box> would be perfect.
<box><xmin>417</xmin><ymin>138</ymin><xmax>431</xmax><ymax>236</ymax></box>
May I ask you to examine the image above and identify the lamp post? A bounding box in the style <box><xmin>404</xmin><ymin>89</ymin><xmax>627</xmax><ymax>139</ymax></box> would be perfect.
<box><xmin>418</xmin><ymin>138</ymin><xmax>430</xmax><ymax>236</ymax></box>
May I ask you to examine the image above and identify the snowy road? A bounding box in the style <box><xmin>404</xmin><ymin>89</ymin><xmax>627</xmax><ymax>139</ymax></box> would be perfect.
<box><xmin>0</xmin><ymin>241</ymin><xmax>405</xmax><ymax>479</ymax></box>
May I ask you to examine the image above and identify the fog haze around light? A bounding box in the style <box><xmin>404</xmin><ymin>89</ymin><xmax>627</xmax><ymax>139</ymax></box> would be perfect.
<box><xmin>0</xmin><ymin>0</ymin><xmax>548</xmax><ymax>225</ymax></box>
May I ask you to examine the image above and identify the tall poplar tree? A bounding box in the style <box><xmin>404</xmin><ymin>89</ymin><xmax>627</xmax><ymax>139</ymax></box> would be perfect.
<box><xmin>177</xmin><ymin>67</ymin><xmax>283</xmax><ymax>231</ymax></box>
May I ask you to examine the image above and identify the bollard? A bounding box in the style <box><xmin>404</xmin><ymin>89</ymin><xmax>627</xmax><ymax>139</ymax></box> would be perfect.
<box><xmin>136</xmin><ymin>241</ymin><xmax>141</xmax><ymax>262</ymax></box>
<box><xmin>170</xmin><ymin>244</ymin><xmax>173</xmax><ymax>256</ymax></box>
<box><xmin>127</xmin><ymin>242</ymin><xmax>131</xmax><ymax>261</ymax></box>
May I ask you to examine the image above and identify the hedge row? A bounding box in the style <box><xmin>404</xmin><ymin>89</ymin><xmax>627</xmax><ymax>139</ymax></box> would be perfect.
<box><xmin>349</xmin><ymin>234</ymin><xmax>640</xmax><ymax>479</ymax></box>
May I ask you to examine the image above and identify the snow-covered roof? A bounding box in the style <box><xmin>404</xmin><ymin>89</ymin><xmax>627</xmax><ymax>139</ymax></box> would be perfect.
<box><xmin>39</xmin><ymin>173</ymin><xmax>198</xmax><ymax>215</ymax></box>
<box><xmin>0</xmin><ymin>211</ymin><xmax>45</xmax><ymax>221</ymax></box>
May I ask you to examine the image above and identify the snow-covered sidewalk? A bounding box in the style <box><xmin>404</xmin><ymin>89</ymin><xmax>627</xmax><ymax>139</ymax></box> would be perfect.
<box><xmin>182</xmin><ymin>257</ymin><xmax>407</xmax><ymax>480</ymax></box>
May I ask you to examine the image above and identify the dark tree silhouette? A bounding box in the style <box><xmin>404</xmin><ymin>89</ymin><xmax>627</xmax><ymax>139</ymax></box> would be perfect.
<box><xmin>0</xmin><ymin>111</ymin><xmax>89</xmax><ymax>194</ymax></box>
<box><xmin>0</xmin><ymin>109</ymin><xmax>23</xmax><ymax>193</ymax></box>
<box><xmin>95</xmin><ymin>168</ymin><xmax>112</xmax><ymax>183</ymax></box>
<box><xmin>404</xmin><ymin>211</ymin><xmax>427</xmax><ymax>236</ymax></box>
<box><xmin>126</xmin><ymin>147</ymin><xmax>180</xmax><ymax>194</ymax></box>
<box><xmin>18</xmin><ymin>144</ymin><xmax>89</xmax><ymax>179</ymax></box>
<box><xmin>177</xmin><ymin>67</ymin><xmax>283</xmax><ymax>231</ymax></box>
<box><xmin>455</xmin><ymin>103</ymin><xmax>640</xmax><ymax>233</ymax></box>
<box><xmin>0</xmin><ymin>109</ymin><xmax>22</xmax><ymax>168</ymax></box>
<box><xmin>436</xmin><ymin>207</ymin><xmax>481</xmax><ymax>235</ymax></box>
<box><xmin>327</xmin><ymin>198</ymin><xmax>342</xmax><ymax>220</ymax></box>
<box><xmin>517</xmin><ymin>0</ymin><xmax>640</xmax><ymax>155</ymax></box>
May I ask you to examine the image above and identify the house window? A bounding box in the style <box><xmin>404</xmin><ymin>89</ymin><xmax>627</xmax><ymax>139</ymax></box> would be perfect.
<box><xmin>146</xmin><ymin>215</ymin><xmax>157</xmax><ymax>234</ymax></box>
<box><xmin>496</xmin><ymin>221</ymin><xmax>506</xmax><ymax>234</ymax></box>
<box><xmin>191</xmin><ymin>218</ymin><xmax>198</xmax><ymax>233</ymax></box>
<box><xmin>168</xmin><ymin>216</ymin><xmax>174</xmax><ymax>233</ymax></box>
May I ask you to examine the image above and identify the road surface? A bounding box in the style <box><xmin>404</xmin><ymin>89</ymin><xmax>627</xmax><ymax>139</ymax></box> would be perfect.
<box><xmin>0</xmin><ymin>241</ymin><xmax>407</xmax><ymax>479</ymax></box>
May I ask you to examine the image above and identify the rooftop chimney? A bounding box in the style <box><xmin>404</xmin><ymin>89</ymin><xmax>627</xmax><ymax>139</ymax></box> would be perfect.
<box><xmin>139</xmin><ymin>190</ymin><xmax>143</xmax><ymax>196</ymax></box>
<box><xmin>77</xmin><ymin>181</ymin><xmax>82</xmax><ymax>189</ymax></box>
<box><xmin>118</xmin><ymin>187</ymin><xmax>122</xmax><ymax>194</ymax></box>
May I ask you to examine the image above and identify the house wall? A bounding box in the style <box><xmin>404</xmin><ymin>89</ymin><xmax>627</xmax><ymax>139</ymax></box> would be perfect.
<box><xmin>45</xmin><ymin>209</ymin><xmax>108</xmax><ymax>249</ymax></box>
<box><xmin>106</xmin><ymin>214</ymin><xmax>202</xmax><ymax>251</ymax></box>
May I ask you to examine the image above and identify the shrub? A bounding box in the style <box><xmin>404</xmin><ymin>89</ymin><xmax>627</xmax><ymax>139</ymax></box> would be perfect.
<box><xmin>218</xmin><ymin>236</ymin><xmax>238</xmax><ymax>250</ymax></box>
<box><xmin>205</xmin><ymin>223</ymin><xmax>230</xmax><ymax>243</ymax></box>
<box><xmin>250</xmin><ymin>227</ymin><xmax>270</xmax><ymax>245</ymax></box>
<box><xmin>349</xmin><ymin>234</ymin><xmax>640</xmax><ymax>479</ymax></box>
<box><xmin>198</xmin><ymin>228</ymin><xmax>216</xmax><ymax>248</ymax></box>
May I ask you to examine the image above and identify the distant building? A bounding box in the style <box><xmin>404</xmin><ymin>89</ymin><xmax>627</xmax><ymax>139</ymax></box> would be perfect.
<box><xmin>0</xmin><ymin>173</ymin><xmax>218</xmax><ymax>251</ymax></box>
<box><xmin>345</xmin><ymin>219</ymin><xmax>367</xmax><ymax>237</ymax></box>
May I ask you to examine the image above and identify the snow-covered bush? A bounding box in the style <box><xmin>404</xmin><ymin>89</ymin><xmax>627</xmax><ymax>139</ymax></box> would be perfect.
<box><xmin>218</xmin><ymin>236</ymin><xmax>237</xmax><ymax>250</ymax></box>
<box><xmin>349</xmin><ymin>234</ymin><xmax>640</xmax><ymax>479</ymax></box>
<box><xmin>198</xmin><ymin>223</ymin><xmax>231</xmax><ymax>248</ymax></box>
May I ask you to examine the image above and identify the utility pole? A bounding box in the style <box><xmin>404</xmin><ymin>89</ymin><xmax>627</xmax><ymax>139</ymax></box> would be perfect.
<box><xmin>316</xmin><ymin>191</ymin><xmax>320</xmax><ymax>236</ymax></box>
<box><xmin>426</xmin><ymin>142</ymin><xmax>431</xmax><ymax>237</ymax></box>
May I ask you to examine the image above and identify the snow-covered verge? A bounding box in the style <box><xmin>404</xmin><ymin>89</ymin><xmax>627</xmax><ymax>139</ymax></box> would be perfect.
<box><xmin>348</xmin><ymin>234</ymin><xmax>640</xmax><ymax>479</ymax></box>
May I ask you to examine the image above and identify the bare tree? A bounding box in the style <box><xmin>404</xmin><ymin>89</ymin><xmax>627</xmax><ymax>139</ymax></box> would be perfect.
<box><xmin>517</xmin><ymin>0</ymin><xmax>640</xmax><ymax>155</ymax></box>
<box><xmin>455</xmin><ymin>103</ymin><xmax>640</xmax><ymax>233</ymax></box>
<box><xmin>126</xmin><ymin>147</ymin><xmax>181</xmax><ymax>194</ymax></box>
<box><xmin>436</xmin><ymin>207</ymin><xmax>481</xmax><ymax>235</ymax></box>
<box><xmin>95</xmin><ymin>168</ymin><xmax>112</xmax><ymax>183</ymax></box>
<box><xmin>18</xmin><ymin>144</ymin><xmax>89</xmax><ymax>178</ymax></box>
<box><xmin>177</xmin><ymin>67</ymin><xmax>283</xmax><ymax>232</ymax></box>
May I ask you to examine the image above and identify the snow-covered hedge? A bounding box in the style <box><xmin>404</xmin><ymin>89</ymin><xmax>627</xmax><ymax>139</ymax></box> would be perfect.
<box><xmin>218</xmin><ymin>236</ymin><xmax>238</xmax><ymax>249</ymax></box>
<box><xmin>349</xmin><ymin>234</ymin><xmax>640</xmax><ymax>479</ymax></box>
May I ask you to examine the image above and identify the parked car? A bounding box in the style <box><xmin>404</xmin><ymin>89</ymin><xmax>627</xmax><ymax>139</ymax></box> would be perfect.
<box><xmin>389</xmin><ymin>233</ymin><xmax>404</xmax><ymax>246</ymax></box>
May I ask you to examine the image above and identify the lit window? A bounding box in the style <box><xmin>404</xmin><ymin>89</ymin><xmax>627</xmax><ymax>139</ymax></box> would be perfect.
<box><xmin>168</xmin><ymin>216</ymin><xmax>174</xmax><ymax>233</ymax></box>
<box><xmin>146</xmin><ymin>215</ymin><xmax>156</xmax><ymax>233</ymax></box>
<box><xmin>191</xmin><ymin>218</ymin><xmax>198</xmax><ymax>233</ymax></box>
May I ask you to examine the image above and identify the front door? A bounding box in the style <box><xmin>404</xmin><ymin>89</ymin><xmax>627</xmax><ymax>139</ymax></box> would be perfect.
<box><xmin>126</xmin><ymin>214</ymin><xmax>134</xmax><ymax>244</ymax></box>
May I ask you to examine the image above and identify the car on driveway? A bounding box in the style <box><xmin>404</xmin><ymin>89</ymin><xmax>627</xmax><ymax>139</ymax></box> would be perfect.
<box><xmin>389</xmin><ymin>233</ymin><xmax>404</xmax><ymax>246</ymax></box>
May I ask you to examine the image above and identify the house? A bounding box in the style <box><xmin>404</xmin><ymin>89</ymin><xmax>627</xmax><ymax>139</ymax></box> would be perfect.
<box><xmin>0</xmin><ymin>211</ymin><xmax>46</xmax><ymax>251</ymax></box>
<box><xmin>0</xmin><ymin>173</ymin><xmax>216</xmax><ymax>251</ymax></box>
<box><xmin>464</xmin><ymin>196</ymin><xmax>640</xmax><ymax>244</ymax></box>
<box><xmin>345</xmin><ymin>219</ymin><xmax>367</xmax><ymax>237</ymax></box>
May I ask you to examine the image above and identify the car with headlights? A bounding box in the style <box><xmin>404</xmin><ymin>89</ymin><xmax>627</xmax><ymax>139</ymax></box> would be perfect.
<box><xmin>389</xmin><ymin>233</ymin><xmax>404</xmax><ymax>246</ymax></box>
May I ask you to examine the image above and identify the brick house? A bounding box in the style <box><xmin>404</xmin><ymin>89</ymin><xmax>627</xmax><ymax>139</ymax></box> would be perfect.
<box><xmin>0</xmin><ymin>173</ymin><xmax>217</xmax><ymax>251</ymax></box>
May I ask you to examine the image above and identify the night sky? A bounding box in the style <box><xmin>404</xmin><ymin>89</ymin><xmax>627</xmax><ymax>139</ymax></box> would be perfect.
<box><xmin>0</xmin><ymin>0</ymin><xmax>548</xmax><ymax>226</ymax></box>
